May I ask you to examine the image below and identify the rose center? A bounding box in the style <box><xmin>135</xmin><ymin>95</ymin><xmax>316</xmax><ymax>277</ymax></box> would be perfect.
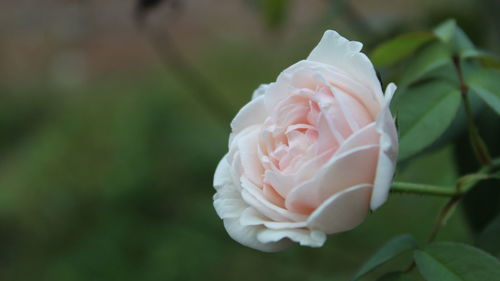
<box><xmin>256</xmin><ymin>82</ymin><xmax>373</xmax><ymax>206</ymax></box>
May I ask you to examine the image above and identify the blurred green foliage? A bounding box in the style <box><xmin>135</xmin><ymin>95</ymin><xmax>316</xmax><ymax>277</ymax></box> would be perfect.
<box><xmin>1</xmin><ymin>1</ymin><xmax>500</xmax><ymax>280</ymax></box>
<box><xmin>0</xmin><ymin>45</ymin><xmax>471</xmax><ymax>281</ymax></box>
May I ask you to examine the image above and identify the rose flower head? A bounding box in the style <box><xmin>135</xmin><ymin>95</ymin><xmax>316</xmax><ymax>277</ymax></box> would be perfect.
<box><xmin>213</xmin><ymin>30</ymin><xmax>398</xmax><ymax>252</ymax></box>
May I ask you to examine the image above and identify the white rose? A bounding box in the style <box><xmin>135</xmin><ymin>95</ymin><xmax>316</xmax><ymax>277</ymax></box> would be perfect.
<box><xmin>213</xmin><ymin>30</ymin><xmax>398</xmax><ymax>252</ymax></box>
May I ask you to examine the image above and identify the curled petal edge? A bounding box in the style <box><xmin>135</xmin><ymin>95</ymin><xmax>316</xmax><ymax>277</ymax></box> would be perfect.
<box><xmin>214</xmin><ymin>157</ymin><xmax>325</xmax><ymax>251</ymax></box>
<box><xmin>371</xmin><ymin>83</ymin><xmax>398</xmax><ymax>210</ymax></box>
<box><xmin>230</xmin><ymin>95</ymin><xmax>267</xmax><ymax>135</ymax></box>
<box><xmin>307</xmin><ymin>184</ymin><xmax>372</xmax><ymax>234</ymax></box>
<box><xmin>307</xmin><ymin>30</ymin><xmax>383</xmax><ymax>108</ymax></box>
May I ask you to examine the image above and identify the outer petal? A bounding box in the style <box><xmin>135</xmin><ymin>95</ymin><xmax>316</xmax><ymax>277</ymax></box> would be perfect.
<box><xmin>264</xmin><ymin>61</ymin><xmax>382</xmax><ymax>119</ymax></box>
<box><xmin>240</xmin><ymin>207</ymin><xmax>307</xmax><ymax>230</ymax></box>
<box><xmin>257</xmin><ymin>228</ymin><xmax>326</xmax><ymax>248</ymax></box>
<box><xmin>285</xmin><ymin>144</ymin><xmax>379</xmax><ymax>214</ymax></box>
<box><xmin>230</xmin><ymin>95</ymin><xmax>268</xmax><ymax>135</ymax></box>
<box><xmin>307</xmin><ymin>30</ymin><xmax>383</xmax><ymax>104</ymax></box>
<box><xmin>234</xmin><ymin>126</ymin><xmax>264</xmax><ymax>186</ymax></box>
<box><xmin>334</xmin><ymin>122</ymin><xmax>379</xmax><ymax>156</ymax></box>
<box><xmin>214</xmin><ymin>154</ymin><xmax>236</xmax><ymax>189</ymax></box>
<box><xmin>307</xmin><ymin>184</ymin><xmax>372</xmax><ymax>234</ymax></box>
<box><xmin>371</xmin><ymin>83</ymin><xmax>399</xmax><ymax>210</ymax></box>
<box><xmin>213</xmin><ymin>157</ymin><xmax>293</xmax><ymax>252</ymax></box>
<box><xmin>240</xmin><ymin>176</ymin><xmax>308</xmax><ymax>222</ymax></box>
<box><xmin>251</xmin><ymin>84</ymin><xmax>269</xmax><ymax>100</ymax></box>
<box><xmin>223</xmin><ymin>218</ymin><xmax>292</xmax><ymax>252</ymax></box>
<box><xmin>240</xmin><ymin>207</ymin><xmax>326</xmax><ymax>247</ymax></box>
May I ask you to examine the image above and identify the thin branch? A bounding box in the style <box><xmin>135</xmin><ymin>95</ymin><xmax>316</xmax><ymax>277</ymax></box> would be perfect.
<box><xmin>391</xmin><ymin>158</ymin><xmax>500</xmax><ymax>197</ymax></box>
<box><xmin>426</xmin><ymin>195</ymin><xmax>462</xmax><ymax>243</ymax></box>
<box><xmin>452</xmin><ymin>55</ymin><xmax>492</xmax><ymax>166</ymax></box>
<box><xmin>136</xmin><ymin>13</ymin><xmax>234</xmax><ymax>123</ymax></box>
<box><xmin>404</xmin><ymin>195</ymin><xmax>462</xmax><ymax>273</ymax></box>
<box><xmin>390</xmin><ymin>182</ymin><xmax>458</xmax><ymax>197</ymax></box>
<box><xmin>401</xmin><ymin>158</ymin><xmax>500</xmax><ymax>273</ymax></box>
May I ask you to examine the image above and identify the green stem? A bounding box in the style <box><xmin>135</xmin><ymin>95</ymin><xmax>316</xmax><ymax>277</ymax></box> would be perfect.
<box><xmin>426</xmin><ymin>195</ymin><xmax>462</xmax><ymax>243</ymax></box>
<box><xmin>390</xmin><ymin>182</ymin><xmax>458</xmax><ymax>197</ymax></box>
<box><xmin>405</xmin><ymin>194</ymin><xmax>461</xmax><ymax>273</ymax></box>
<box><xmin>391</xmin><ymin>158</ymin><xmax>500</xmax><ymax>197</ymax></box>
<box><xmin>136</xmin><ymin>17</ymin><xmax>234</xmax><ymax>123</ymax></box>
<box><xmin>452</xmin><ymin>56</ymin><xmax>492</xmax><ymax>166</ymax></box>
<box><xmin>399</xmin><ymin>160</ymin><xmax>500</xmax><ymax>274</ymax></box>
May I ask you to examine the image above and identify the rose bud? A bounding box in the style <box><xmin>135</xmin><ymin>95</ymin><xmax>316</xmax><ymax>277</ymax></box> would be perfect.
<box><xmin>213</xmin><ymin>30</ymin><xmax>398</xmax><ymax>252</ymax></box>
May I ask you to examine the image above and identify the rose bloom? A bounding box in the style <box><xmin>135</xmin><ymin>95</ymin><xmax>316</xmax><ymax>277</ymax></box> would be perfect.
<box><xmin>213</xmin><ymin>30</ymin><xmax>398</xmax><ymax>252</ymax></box>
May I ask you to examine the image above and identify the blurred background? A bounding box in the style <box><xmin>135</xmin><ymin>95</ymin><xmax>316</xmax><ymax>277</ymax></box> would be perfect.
<box><xmin>0</xmin><ymin>0</ymin><xmax>499</xmax><ymax>280</ymax></box>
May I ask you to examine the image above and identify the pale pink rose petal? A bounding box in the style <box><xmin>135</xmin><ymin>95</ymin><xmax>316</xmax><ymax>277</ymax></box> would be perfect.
<box><xmin>231</xmin><ymin>95</ymin><xmax>268</xmax><ymax>134</ymax></box>
<box><xmin>285</xmin><ymin>145</ymin><xmax>379</xmax><ymax>214</ymax></box>
<box><xmin>262</xmin><ymin>184</ymin><xmax>285</xmax><ymax>207</ymax></box>
<box><xmin>240</xmin><ymin>207</ymin><xmax>307</xmax><ymax>229</ymax></box>
<box><xmin>307</xmin><ymin>30</ymin><xmax>383</xmax><ymax>108</ymax></box>
<box><xmin>214</xmin><ymin>156</ymin><xmax>232</xmax><ymax>187</ymax></box>
<box><xmin>312</xmin><ymin>72</ymin><xmax>373</xmax><ymax>132</ymax></box>
<box><xmin>334</xmin><ymin>122</ymin><xmax>379</xmax><ymax>156</ymax></box>
<box><xmin>262</xmin><ymin>147</ymin><xmax>334</xmax><ymax>200</ymax></box>
<box><xmin>291</xmin><ymin>148</ymin><xmax>335</xmax><ymax>181</ymax></box>
<box><xmin>315</xmin><ymin>108</ymin><xmax>344</xmax><ymax>149</ymax></box>
<box><xmin>214</xmin><ymin>158</ymin><xmax>295</xmax><ymax>252</ymax></box>
<box><xmin>264</xmin><ymin>61</ymin><xmax>382</xmax><ymax>118</ymax></box>
<box><xmin>226</xmin><ymin>151</ymin><xmax>244</xmax><ymax>185</ymax></box>
<box><xmin>251</xmin><ymin>84</ymin><xmax>269</xmax><ymax>100</ymax></box>
<box><xmin>321</xmin><ymin>68</ymin><xmax>382</xmax><ymax>119</ymax></box>
<box><xmin>315</xmin><ymin>93</ymin><xmax>353</xmax><ymax>140</ymax></box>
<box><xmin>262</xmin><ymin>80</ymin><xmax>294</xmax><ymax>112</ymax></box>
<box><xmin>240</xmin><ymin>176</ymin><xmax>308</xmax><ymax>222</ymax></box>
<box><xmin>213</xmin><ymin>192</ymin><xmax>246</xmax><ymax>220</ymax></box>
<box><xmin>235</xmin><ymin>126</ymin><xmax>264</xmax><ymax>186</ymax></box>
<box><xmin>327</xmin><ymin>84</ymin><xmax>373</xmax><ymax>130</ymax></box>
<box><xmin>257</xmin><ymin>228</ymin><xmax>326</xmax><ymax>248</ymax></box>
<box><xmin>307</xmin><ymin>184</ymin><xmax>372</xmax><ymax>234</ymax></box>
<box><xmin>371</xmin><ymin>83</ymin><xmax>399</xmax><ymax>210</ymax></box>
<box><xmin>263</xmin><ymin>170</ymin><xmax>297</xmax><ymax>198</ymax></box>
<box><xmin>213</xmin><ymin>157</ymin><xmax>249</xmax><ymax>220</ymax></box>
<box><xmin>239</xmin><ymin>204</ymin><xmax>326</xmax><ymax>248</ymax></box>
<box><xmin>223</xmin><ymin>218</ymin><xmax>293</xmax><ymax>252</ymax></box>
<box><xmin>214</xmin><ymin>30</ymin><xmax>399</xmax><ymax>252</ymax></box>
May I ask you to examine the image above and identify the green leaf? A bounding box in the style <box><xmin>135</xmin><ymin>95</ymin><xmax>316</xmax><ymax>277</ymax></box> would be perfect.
<box><xmin>477</xmin><ymin>54</ymin><xmax>500</xmax><ymax>69</ymax></box>
<box><xmin>371</xmin><ymin>32</ymin><xmax>436</xmax><ymax>67</ymax></box>
<box><xmin>394</xmin><ymin>81</ymin><xmax>461</xmax><ymax>160</ymax></box>
<box><xmin>459</xmin><ymin>48</ymin><xmax>496</xmax><ymax>60</ymax></box>
<box><xmin>414</xmin><ymin>242</ymin><xmax>500</xmax><ymax>281</ymax></box>
<box><xmin>352</xmin><ymin>234</ymin><xmax>417</xmax><ymax>281</ymax></box>
<box><xmin>433</xmin><ymin>19</ymin><xmax>476</xmax><ymax>57</ymax></box>
<box><xmin>477</xmin><ymin>213</ymin><xmax>500</xmax><ymax>258</ymax></box>
<box><xmin>450</xmin><ymin>28</ymin><xmax>475</xmax><ymax>57</ymax></box>
<box><xmin>433</xmin><ymin>19</ymin><xmax>457</xmax><ymax>42</ymax></box>
<box><xmin>399</xmin><ymin>42</ymin><xmax>451</xmax><ymax>86</ymax></box>
<box><xmin>376</xmin><ymin>272</ymin><xmax>412</xmax><ymax>281</ymax></box>
<box><xmin>406</xmin><ymin>60</ymin><xmax>484</xmax><ymax>155</ymax></box>
<box><xmin>466</xmin><ymin>68</ymin><xmax>500</xmax><ymax>115</ymax></box>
